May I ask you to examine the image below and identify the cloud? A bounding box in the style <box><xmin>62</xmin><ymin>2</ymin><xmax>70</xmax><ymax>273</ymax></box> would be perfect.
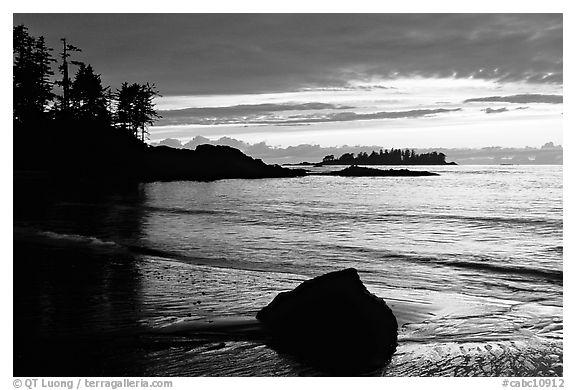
<box><xmin>184</xmin><ymin>136</ymin><xmax>247</xmax><ymax>150</ymax></box>
<box><xmin>156</xmin><ymin>102</ymin><xmax>353</xmax><ymax>126</ymax></box>
<box><xmin>157</xmin><ymin>138</ymin><xmax>185</xmax><ymax>148</ymax></box>
<box><xmin>464</xmin><ymin>94</ymin><xmax>563</xmax><ymax>104</ymax></box>
<box><xmin>14</xmin><ymin>14</ymin><xmax>563</xmax><ymax>95</ymax></box>
<box><xmin>156</xmin><ymin>107</ymin><xmax>462</xmax><ymax>126</ymax></box>
<box><xmin>299</xmin><ymin>85</ymin><xmax>396</xmax><ymax>92</ymax></box>
<box><xmin>158</xmin><ymin>102</ymin><xmax>354</xmax><ymax>118</ymax></box>
<box><xmin>288</xmin><ymin>108</ymin><xmax>463</xmax><ymax>124</ymax></box>
<box><xmin>483</xmin><ymin>107</ymin><xmax>509</xmax><ymax>114</ymax></box>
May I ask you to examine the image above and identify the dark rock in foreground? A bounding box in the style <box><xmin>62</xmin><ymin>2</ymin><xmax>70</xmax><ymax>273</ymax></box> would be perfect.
<box><xmin>256</xmin><ymin>268</ymin><xmax>398</xmax><ymax>374</ymax></box>
<box><xmin>317</xmin><ymin>165</ymin><xmax>439</xmax><ymax>177</ymax></box>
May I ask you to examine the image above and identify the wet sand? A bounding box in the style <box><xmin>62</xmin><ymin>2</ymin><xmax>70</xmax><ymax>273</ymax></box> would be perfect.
<box><xmin>14</xmin><ymin>233</ymin><xmax>563</xmax><ymax>377</ymax></box>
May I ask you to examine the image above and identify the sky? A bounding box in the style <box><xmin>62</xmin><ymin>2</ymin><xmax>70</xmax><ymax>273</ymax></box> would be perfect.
<box><xmin>13</xmin><ymin>13</ymin><xmax>563</xmax><ymax>148</ymax></box>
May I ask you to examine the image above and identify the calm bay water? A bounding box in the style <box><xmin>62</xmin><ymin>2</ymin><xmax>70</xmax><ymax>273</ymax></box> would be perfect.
<box><xmin>14</xmin><ymin>165</ymin><xmax>563</xmax><ymax>376</ymax></box>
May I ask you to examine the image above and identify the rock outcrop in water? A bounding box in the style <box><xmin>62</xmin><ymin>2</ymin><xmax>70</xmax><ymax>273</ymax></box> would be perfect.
<box><xmin>256</xmin><ymin>268</ymin><xmax>398</xmax><ymax>374</ymax></box>
<box><xmin>316</xmin><ymin>165</ymin><xmax>439</xmax><ymax>177</ymax></box>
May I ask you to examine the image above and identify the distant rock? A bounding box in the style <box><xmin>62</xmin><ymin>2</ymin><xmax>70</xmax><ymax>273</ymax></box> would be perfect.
<box><xmin>317</xmin><ymin>165</ymin><xmax>439</xmax><ymax>177</ymax></box>
<box><xmin>283</xmin><ymin>161</ymin><xmax>313</xmax><ymax>166</ymax></box>
<box><xmin>256</xmin><ymin>268</ymin><xmax>398</xmax><ymax>374</ymax></box>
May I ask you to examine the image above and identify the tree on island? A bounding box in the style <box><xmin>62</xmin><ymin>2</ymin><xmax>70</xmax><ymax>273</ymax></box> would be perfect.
<box><xmin>320</xmin><ymin>148</ymin><xmax>448</xmax><ymax>165</ymax></box>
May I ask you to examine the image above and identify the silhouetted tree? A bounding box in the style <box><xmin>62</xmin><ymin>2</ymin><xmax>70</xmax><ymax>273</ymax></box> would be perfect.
<box><xmin>402</xmin><ymin>149</ymin><xmax>410</xmax><ymax>163</ymax></box>
<box><xmin>134</xmin><ymin>83</ymin><xmax>161</xmax><ymax>142</ymax></box>
<box><xmin>325</xmin><ymin>147</ymin><xmax>449</xmax><ymax>165</ymax></box>
<box><xmin>13</xmin><ymin>25</ymin><xmax>55</xmax><ymax>123</ymax></box>
<box><xmin>339</xmin><ymin>153</ymin><xmax>355</xmax><ymax>163</ymax></box>
<box><xmin>13</xmin><ymin>25</ymin><xmax>35</xmax><ymax>122</ymax></box>
<box><xmin>70</xmin><ymin>63</ymin><xmax>111</xmax><ymax>124</ymax></box>
<box><xmin>115</xmin><ymin>82</ymin><xmax>161</xmax><ymax>142</ymax></box>
<box><xmin>33</xmin><ymin>37</ymin><xmax>55</xmax><ymax>114</ymax></box>
<box><xmin>55</xmin><ymin>38</ymin><xmax>82</xmax><ymax>115</ymax></box>
<box><xmin>14</xmin><ymin>24</ymin><xmax>173</xmax><ymax>180</ymax></box>
<box><xmin>357</xmin><ymin>151</ymin><xmax>369</xmax><ymax>164</ymax></box>
<box><xmin>115</xmin><ymin>82</ymin><xmax>138</xmax><ymax>135</ymax></box>
<box><xmin>438</xmin><ymin>152</ymin><xmax>447</xmax><ymax>164</ymax></box>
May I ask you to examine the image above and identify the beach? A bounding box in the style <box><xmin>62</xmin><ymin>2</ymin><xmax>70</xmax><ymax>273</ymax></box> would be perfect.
<box><xmin>13</xmin><ymin>165</ymin><xmax>563</xmax><ymax>376</ymax></box>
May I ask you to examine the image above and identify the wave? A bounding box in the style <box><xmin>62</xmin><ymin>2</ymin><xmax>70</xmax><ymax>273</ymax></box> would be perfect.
<box><xmin>125</xmin><ymin>244</ymin><xmax>331</xmax><ymax>278</ymax></box>
<box><xmin>415</xmin><ymin>213</ymin><xmax>562</xmax><ymax>228</ymax></box>
<box><xmin>40</xmin><ymin>231</ymin><xmax>120</xmax><ymax>247</ymax></box>
<box><xmin>315</xmin><ymin>243</ymin><xmax>562</xmax><ymax>283</ymax></box>
<box><xmin>14</xmin><ymin>226</ymin><xmax>124</xmax><ymax>252</ymax></box>
<box><xmin>14</xmin><ymin>227</ymin><xmax>562</xmax><ymax>284</ymax></box>
<box><xmin>545</xmin><ymin>245</ymin><xmax>563</xmax><ymax>253</ymax></box>
<box><xmin>13</xmin><ymin>227</ymin><xmax>312</xmax><ymax>276</ymax></box>
<box><xmin>385</xmin><ymin>253</ymin><xmax>563</xmax><ymax>283</ymax></box>
<box><xmin>436</xmin><ymin>259</ymin><xmax>562</xmax><ymax>282</ymax></box>
<box><xmin>137</xmin><ymin>239</ymin><xmax>563</xmax><ymax>285</ymax></box>
<box><xmin>142</xmin><ymin>205</ymin><xmax>236</xmax><ymax>217</ymax></box>
<box><xmin>49</xmin><ymin>201</ymin><xmax>237</xmax><ymax>218</ymax></box>
<box><xmin>262</xmin><ymin>208</ymin><xmax>562</xmax><ymax>229</ymax></box>
<box><xmin>130</xmin><ymin>200</ymin><xmax>562</xmax><ymax>230</ymax></box>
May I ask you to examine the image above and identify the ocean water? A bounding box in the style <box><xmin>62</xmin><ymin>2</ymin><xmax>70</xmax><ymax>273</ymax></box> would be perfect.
<box><xmin>14</xmin><ymin>165</ymin><xmax>563</xmax><ymax>376</ymax></box>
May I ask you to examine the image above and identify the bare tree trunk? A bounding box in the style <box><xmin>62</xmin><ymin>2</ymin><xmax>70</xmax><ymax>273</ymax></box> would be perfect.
<box><xmin>61</xmin><ymin>39</ymin><xmax>69</xmax><ymax>112</ymax></box>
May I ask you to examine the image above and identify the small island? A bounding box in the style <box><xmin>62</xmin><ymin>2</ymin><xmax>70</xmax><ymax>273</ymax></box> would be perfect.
<box><xmin>314</xmin><ymin>165</ymin><xmax>439</xmax><ymax>177</ymax></box>
<box><xmin>293</xmin><ymin>149</ymin><xmax>457</xmax><ymax>166</ymax></box>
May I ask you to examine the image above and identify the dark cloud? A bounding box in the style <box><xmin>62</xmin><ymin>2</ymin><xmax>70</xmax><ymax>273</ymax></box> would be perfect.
<box><xmin>14</xmin><ymin>14</ymin><xmax>562</xmax><ymax>95</ymax></box>
<box><xmin>291</xmin><ymin>108</ymin><xmax>462</xmax><ymax>125</ymax></box>
<box><xmin>483</xmin><ymin>107</ymin><xmax>509</xmax><ymax>114</ymax></box>
<box><xmin>157</xmin><ymin>102</ymin><xmax>351</xmax><ymax>124</ymax></box>
<box><xmin>156</xmin><ymin>107</ymin><xmax>462</xmax><ymax>126</ymax></box>
<box><xmin>464</xmin><ymin>94</ymin><xmax>563</xmax><ymax>104</ymax></box>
